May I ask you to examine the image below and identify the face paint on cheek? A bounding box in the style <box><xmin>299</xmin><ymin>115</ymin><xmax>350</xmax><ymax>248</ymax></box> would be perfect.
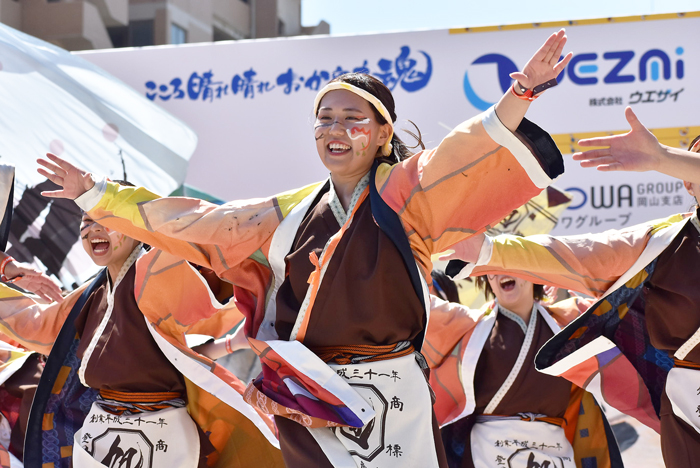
<box><xmin>347</xmin><ymin>127</ymin><xmax>371</xmax><ymax>156</ymax></box>
<box><xmin>80</xmin><ymin>222</ymin><xmax>94</xmax><ymax>239</ymax></box>
<box><xmin>314</xmin><ymin>122</ymin><xmax>334</xmax><ymax>141</ymax></box>
<box><xmin>108</xmin><ymin>232</ymin><xmax>126</xmax><ymax>252</ymax></box>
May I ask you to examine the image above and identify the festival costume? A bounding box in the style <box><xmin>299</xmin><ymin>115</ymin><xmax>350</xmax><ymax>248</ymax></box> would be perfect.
<box><xmin>424</xmin><ymin>296</ymin><xmax>622</xmax><ymax>468</ymax></box>
<box><xmin>0</xmin><ymin>341</ymin><xmax>42</xmax><ymax>468</ymax></box>
<box><xmin>0</xmin><ymin>246</ymin><xmax>283</xmax><ymax>468</ymax></box>
<box><xmin>0</xmin><ymin>165</ymin><xmax>12</xmax><ymax>252</ymax></box>
<box><xmin>456</xmin><ymin>210</ymin><xmax>700</xmax><ymax>467</ymax></box>
<box><xmin>0</xmin><ymin>164</ymin><xmax>46</xmax><ymax>468</ymax></box>
<box><xmin>73</xmin><ymin>105</ymin><xmax>563</xmax><ymax>467</ymax></box>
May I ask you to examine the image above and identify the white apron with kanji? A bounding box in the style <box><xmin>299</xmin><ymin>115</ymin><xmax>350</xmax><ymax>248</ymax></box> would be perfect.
<box><xmin>668</xmin><ymin>328</ymin><xmax>700</xmax><ymax>435</ymax></box>
<box><xmin>72</xmin><ymin>403</ymin><xmax>200</xmax><ymax>468</ymax></box>
<box><xmin>307</xmin><ymin>353</ymin><xmax>440</xmax><ymax>468</ymax></box>
<box><xmin>470</xmin><ymin>417</ymin><xmax>574</xmax><ymax>468</ymax></box>
<box><xmin>468</xmin><ymin>304</ymin><xmax>575</xmax><ymax>468</ymax></box>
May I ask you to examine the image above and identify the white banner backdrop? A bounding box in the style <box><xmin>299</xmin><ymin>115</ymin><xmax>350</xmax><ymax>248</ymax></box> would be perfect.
<box><xmin>77</xmin><ymin>13</ymin><xmax>700</xmax><ymax>235</ymax></box>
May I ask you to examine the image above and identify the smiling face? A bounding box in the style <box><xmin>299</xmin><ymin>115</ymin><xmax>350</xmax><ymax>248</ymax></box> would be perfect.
<box><xmin>314</xmin><ymin>89</ymin><xmax>392</xmax><ymax>181</ymax></box>
<box><xmin>80</xmin><ymin>214</ymin><xmax>139</xmax><ymax>270</ymax></box>
<box><xmin>486</xmin><ymin>274</ymin><xmax>535</xmax><ymax>312</ymax></box>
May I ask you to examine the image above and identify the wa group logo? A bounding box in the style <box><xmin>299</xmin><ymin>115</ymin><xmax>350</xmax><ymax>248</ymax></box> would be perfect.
<box><xmin>463</xmin><ymin>46</ymin><xmax>686</xmax><ymax>110</ymax></box>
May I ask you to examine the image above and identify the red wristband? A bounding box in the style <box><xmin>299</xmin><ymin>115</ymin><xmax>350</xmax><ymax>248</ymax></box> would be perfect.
<box><xmin>224</xmin><ymin>334</ymin><xmax>234</xmax><ymax>354</ymax></box>
<box><xmin>510</xmin><ymin>82</ymin><xmax>536</xmax><ymax>101</ymax></box>
<box><xmin>0</xmin><ymin>256</ymin><xmax>14</xmax><ymax>280</ymax></box>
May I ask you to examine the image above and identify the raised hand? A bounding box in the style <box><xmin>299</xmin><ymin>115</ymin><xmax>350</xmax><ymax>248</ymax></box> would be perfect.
<box><xmin>572</xmin><ymin>107</ymin><xmax>662</xmax><ymax>173</ymax></box>
<box><xmin>4</xmin><ymin>261</ymin><xmax>64</xmax><ymax>303</ymax></box>
<box><xmin>496</xmin><ymin>29</ymin><xmax>572</xmax><ymax>132</ymax></box>
<box><xmin>37</xmin><ymin>153</ymin><xmax>95</xmax><ymax>199</ymax></box>
<box><xmin>510</xmin><ymin>29</ymin><xmax>573</xmax><ymax>90</ymax></box>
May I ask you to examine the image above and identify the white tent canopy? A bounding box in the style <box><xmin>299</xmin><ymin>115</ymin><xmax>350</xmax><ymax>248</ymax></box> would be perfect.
<box><xmin>0</xmin><ymin>23</ymin><xmax>197</xmax><ymax>287</ymax></box>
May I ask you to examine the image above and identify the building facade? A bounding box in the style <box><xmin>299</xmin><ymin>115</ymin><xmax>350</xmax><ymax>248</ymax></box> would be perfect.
<box><xmin>0</xmin><ymin>0</ymin><xmax>329</xmax><ymax>51</ymax></box>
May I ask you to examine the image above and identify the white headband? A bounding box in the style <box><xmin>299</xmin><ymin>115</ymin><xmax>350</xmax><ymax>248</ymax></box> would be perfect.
<box><xmin>314</xmin><ymin>82</ymin><xmax>394</xmax><ymax>157</ymax></box>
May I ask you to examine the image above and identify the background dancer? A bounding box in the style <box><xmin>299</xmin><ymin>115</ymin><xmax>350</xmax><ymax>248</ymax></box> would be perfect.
<box><xmin>425</xmin><ymin>272</ymin><xmax>621</xmax><ymax>468</ymax></box>
<box><xmin>36</xmin><ymin>30</ymin><xmax>571</xmax><ymax>467</ymax></box>
<box><xmin>444</xmin><ymin>135</ymin><xmax>700</xmax><ymax>467</ymax></box>
<box><xmin>0</xmin><ymin>166</ymin><xmax>56</xmax><ymax>468</ymax></box>
<box><xmin>0</xmin><ymin>181</ymin><xmax>282</xmax><ymax>468</ymax></box>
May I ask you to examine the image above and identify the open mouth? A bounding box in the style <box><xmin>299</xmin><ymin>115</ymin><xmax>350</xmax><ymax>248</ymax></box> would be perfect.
<box><xmin>499</xmin><ymin>277</ymin><xmax>516</xmax><ymax>292</ymax></box>
<box><xmin>327</xmin><ymin>142</ymin><xmax>351</xmax><ymax>155</ymax></box>
<box><xmin>90</xmin><ymin>238</ymin><xmax>111</xmax><ymax>256</ymax></box>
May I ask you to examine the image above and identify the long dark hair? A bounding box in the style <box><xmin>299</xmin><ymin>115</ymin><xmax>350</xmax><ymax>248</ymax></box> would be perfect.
<box><xmin>689</xmin><ymin>135</ymin><xmax>700</xmax><ymax>152</ymax></box>
<box><xmin>431</xmin><ymin>270</ymin><xmax>461</xmax><ymax>304</ymax></box>
<box><xmin>326</xmin><ymin>73</ymin><xmax>424</xmax><ymax>165</ymax></box>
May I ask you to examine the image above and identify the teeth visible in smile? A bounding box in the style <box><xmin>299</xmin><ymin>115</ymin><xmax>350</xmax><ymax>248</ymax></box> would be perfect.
<box><xmin>90</xmin><ymin>239</ymin><xmax>109</xmax><ymax>244</ymax></box>
<box><xmin>500</xmin><ymin>278</ymin><xmax>515</xmax><ymax>286</ymax></box>
<box><xmin>329</xmin><ymin>143</ymin><xmax>351</xmax><ymax>152</ymax></box>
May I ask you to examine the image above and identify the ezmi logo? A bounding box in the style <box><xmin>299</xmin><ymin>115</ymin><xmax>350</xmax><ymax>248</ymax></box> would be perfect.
<box><xmin>463</xmin><ymin>47</ymin><xmax>685</xmax><ymax>110</ymax></box>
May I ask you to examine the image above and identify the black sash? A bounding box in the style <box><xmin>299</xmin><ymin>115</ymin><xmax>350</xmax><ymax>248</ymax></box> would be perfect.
<box><xmin>0</xmin><ymin>173</ymin><xmax>13</xmax><ymax>252</ymax></box>
<box><xmin>24</xmin><ymin>268</ymin><xmax>107</xmax><ymax>468</ymax></box>
<box><xmin>369</xmin><ymin>160</ymin><xmax>427</xmax><ymax>351</ymax></box>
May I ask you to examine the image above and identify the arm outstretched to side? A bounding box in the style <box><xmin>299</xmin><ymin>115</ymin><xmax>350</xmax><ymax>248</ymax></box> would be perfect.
<box><xmin>573</xmin><ymin>107</ymin><xmax>700</xmax><ymax>184</ymax></box>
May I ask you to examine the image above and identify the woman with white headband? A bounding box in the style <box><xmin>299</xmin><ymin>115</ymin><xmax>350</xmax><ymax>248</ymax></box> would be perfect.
<box><xmin>37</xmin><ymin>30</ymin><xmax>571</xmax><ymax>468</ymax></box>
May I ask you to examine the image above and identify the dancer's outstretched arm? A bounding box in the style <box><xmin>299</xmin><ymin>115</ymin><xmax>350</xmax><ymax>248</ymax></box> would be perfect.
<box><xmin>573</xmin><ymin>107</ymin><xmax>700</xmax><ymax>184</ymax></box>
<box><xmin>36</xmin><ymin>154</ymin><xmax>283</xmax><ymax>276</ymax></box>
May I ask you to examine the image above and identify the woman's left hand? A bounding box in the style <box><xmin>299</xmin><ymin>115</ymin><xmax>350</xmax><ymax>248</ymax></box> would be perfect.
<box><xmin>510</xmin><ymin>29</ymin><xmax>572</xmax><ymax>90</ymax></box>
<box><xmin>4</xmin><ymin>261</ymin><xmax>64</xmax><ymax>303</ymax></box>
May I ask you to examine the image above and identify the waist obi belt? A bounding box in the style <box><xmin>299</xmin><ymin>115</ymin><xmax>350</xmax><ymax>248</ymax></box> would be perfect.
<box><xmin>312</xmin><ymin>341</ymin><xmax>415</xmax><ymax>365</ymax></box>
<box><xmin>97</xmin><ymin>389</ymin><xmax>185</xmax><ymax>415</ymax></box>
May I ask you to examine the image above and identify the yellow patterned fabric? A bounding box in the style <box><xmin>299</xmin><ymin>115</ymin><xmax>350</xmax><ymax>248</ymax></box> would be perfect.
<box><xmin>472</xmin><ymin>213</ymin><xmax>687</xmax><ymax>297</ymax></box>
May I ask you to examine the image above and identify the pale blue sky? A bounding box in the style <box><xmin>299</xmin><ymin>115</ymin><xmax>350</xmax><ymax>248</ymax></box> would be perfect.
<box><xmin>302</xmin><ymin>0</ymin><xmax>700</xmax><ymax>35</ymax></box>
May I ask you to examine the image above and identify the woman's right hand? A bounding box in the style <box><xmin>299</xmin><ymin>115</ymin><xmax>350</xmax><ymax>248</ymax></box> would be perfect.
<box><xmin>572</xmin><ymin>107</ymin><xmax>662</xmax><ymax>173</ymax></box>
<box><xmin>37</xmin><ymin>153</ymin><xmax>95</xmax><ymax>200</ymax></box>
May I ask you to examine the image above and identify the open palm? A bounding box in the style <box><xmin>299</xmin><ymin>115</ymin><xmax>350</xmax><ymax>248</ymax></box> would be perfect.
<box><xmin>573</xmin><ymin>107</ymin><xmax>661</xmax><ymax>172</ymax></box>
<box><xmin>37</xmin><ymin>153</ymin><xmax>95</xmax><ymax>199</ymax></box>
<box><xmin>510</xmin><ymin>29</ymin><xmax>572</xmax><ymax>90</ymax></box>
